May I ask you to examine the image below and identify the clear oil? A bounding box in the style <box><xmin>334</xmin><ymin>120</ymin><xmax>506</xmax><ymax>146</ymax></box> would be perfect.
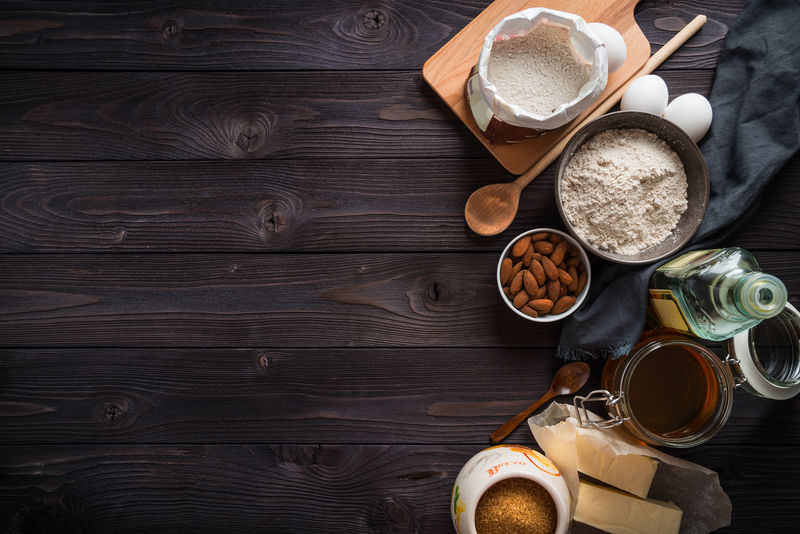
<box><xmin>649</xmin><ymin>248</ymin><xmax>788</xmax><ymax>341</ymax></box>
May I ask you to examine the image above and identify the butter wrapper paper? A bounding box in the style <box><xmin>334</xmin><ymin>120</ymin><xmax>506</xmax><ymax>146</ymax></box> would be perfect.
<box><xmin>529</xmin><ymin>402</ymin><xmax>732</xmax><ymax>534</ymax></box>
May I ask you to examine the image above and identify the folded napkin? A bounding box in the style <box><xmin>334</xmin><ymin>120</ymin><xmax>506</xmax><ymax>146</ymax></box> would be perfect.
<box><xmin>557</xmin><ymin>0</ymin><xmax>800</xmax><ymax>360</ymax></box>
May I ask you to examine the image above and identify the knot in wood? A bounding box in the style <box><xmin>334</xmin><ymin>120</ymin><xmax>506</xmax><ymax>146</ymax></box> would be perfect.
<box><xmin>234</xmin><ymin>122</ymin><xmax>269</xmax><ymax>158</ymax></box>
<box><xmin>258</xmin><ymin>202</ymin><xmax>290</xmax><ymax>235</ymax></box>
<box><xmin>427</xmin><ymin>281</ymin><xmax>443</xmax><ymax>302</ymax></box>
<box><xmin>258</xmin><ymin>353</ymin><xmax>269</xmax><ymax>369</ymax></box>
<box><xmin>371</xmin><ymin>496</ymin><xmax>417</xmax><ymax>533</ymax></box>
<box><xmin>161</xmin><ymin>18</ymin><xmax>181</xmax><ymax>40</ymax></box>
<box><xmin>102</xmin><ymin>401</ymin><xmax>128</xmax><ymax>424</ymax></box>
<box><xmin>362</xmin><ymin>9</ymin><xmax>387</xmax><ymax>30</ymax></box>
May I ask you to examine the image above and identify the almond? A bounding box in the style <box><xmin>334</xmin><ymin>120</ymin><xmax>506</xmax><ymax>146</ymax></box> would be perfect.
<box><xmin>568</xmin><ymin>245</ymin><xmax>579</xmax><ymax>257</ymax></box>
<box><xmin>522</xmin><ymin>270</ymin><xmax>538</xmax><ymax>295</ymax></box>
<box><xmin>541</xmin><ymin>256</ymin><xmax>559</xmax><ymax>280</ymax></box>
<box><xmin>568</xmin><ymin>266</ymin><xmax>579</xmax><ymax>292</ymax></box>
<box><xmin>577</xmin><ymin>271</ymin><xmax>587</xmax><ymax>294</ymax></box>
<box><xmin>550</xmin><ymin>240</ymin><xmax>569</xmax><ymax>266</ymax></box>
<box><xmin>521</xmin><ymin>305</ymin><xmax>539</xmax><ymax>318</ymax></box>
<box><xmin>531</xmin><ymin>232</ymin><xmax>549</xmax><ymax>241</ymax></box>
<box><xmin>558</xmin><ymin>268</ymin><xmax>573</xmax><ymax>286</ymax></box>
<box><xmin>566</xmin><ymin>256</ymin><xmax>580</xmax><ymax>268</ymax></box>
<box><xmin>552</xmin><ymin>295</ymin><xmax>577</xmax><ymax>315</ymax></box>
<box><xmin>547</xmin><ymin>279</ymin><xmax>560</xmax><ymax>302</ymax></box>
<box><xmin>503</xmin><ymin>286</ymin><xmax>511</xmax><ymax>298</ymax></box>
<box><xmin>522</xmin><ymin>243</ymin><xmax>534</xmax><ymax>267</ymax></box>
<box><xmin>511</xmin><ymin>236</ymin><xmax>531</xmax><ymax>258</ymax></box>
<box><xmin>530</xmin><ymin>260</ymin><xmax>546</xmax><ymax>285</ymax></box>
<box><xmin>513</xmin><ymin>289</ymin><xmax>530</xmax><ymax>309</ymax></box>
<box><xmin>509</xmin><ymin>270</ymin><xmax>524</xmax><ymax>295</ymax></box>
<box><xmin>529</xmin><ymin>298</ymin><xmax>554</xmax><ymax>313</ymax></box>
<box><xmin>533</xmin><ymin>240</ymin><xmax>554</xmax><ymax>255</ymax></box>
<box><xmin>500</xmin><ymin>257</ymin><xmax>513</xmax><ymax>285</ymax></box>
<box><xmin>549</xmin><ymin>233</ymin><xmax>563</xmax><ymax>244</ymax></box>
<box><xmin>532</xmin><ymin>252</ymin><xmax>542</xmax><ymax>263</ymax></box>
<box><xmin>511</xmin><ymin>261</ymin><xmax>523</xmax><ymax>279</ymax></box>
<box><xmin>560</xmin><ymin>284</ymin><xmax>567</xmax><ymax>297</ymax></box>
<box><xmin>535</xmin><ymin>285</ymin><xmax>548</xmax><ymax>299</ymax></box>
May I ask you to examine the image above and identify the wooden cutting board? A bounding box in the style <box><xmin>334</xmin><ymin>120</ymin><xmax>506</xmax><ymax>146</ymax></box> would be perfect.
<box><xmin>422</xmin><ymin>0</ymin><xmax>650</xmax><ymax>174</ymax></box>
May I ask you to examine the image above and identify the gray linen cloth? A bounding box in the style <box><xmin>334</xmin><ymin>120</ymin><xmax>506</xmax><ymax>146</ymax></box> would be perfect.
<box><xmin>557</xmin><ymin>0</ymin><xmax>800</xmax><ymax>360</ymax></box>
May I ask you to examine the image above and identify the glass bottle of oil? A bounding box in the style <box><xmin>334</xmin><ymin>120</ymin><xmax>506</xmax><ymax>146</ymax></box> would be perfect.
<box><xmin>648</xmin><ymin>247</ymin><xmax>787</xmax><ymax>341</ymax></box>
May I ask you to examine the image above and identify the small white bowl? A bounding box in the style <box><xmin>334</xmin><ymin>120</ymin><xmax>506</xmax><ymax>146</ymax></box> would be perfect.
<box><xmin>497</xmin><ymin>228</ymin><xmax>591</xmax><ymax>322</ymax></box>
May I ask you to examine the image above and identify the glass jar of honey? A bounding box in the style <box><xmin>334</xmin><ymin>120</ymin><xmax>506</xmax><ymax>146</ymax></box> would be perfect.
<box><xmin>581</xmin><ymin>333</ymin><xmax>734</xmax><ymax>448</ymax></box>
<box><xmin>575</xmin><ymin>307</ymin><xmax>800</xmax><ymax>447</ymax></box>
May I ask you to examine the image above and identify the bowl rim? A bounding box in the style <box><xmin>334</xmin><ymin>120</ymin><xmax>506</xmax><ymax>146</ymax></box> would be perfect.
<box><xmin>497</xmin><ymin>227</ymin><xmax>592</xmax><ymax>323</ymax></box>
<box><xmin>554</xmin><ymin>110</ymin><xmax>710</xmax><ymax>265</ymax></box>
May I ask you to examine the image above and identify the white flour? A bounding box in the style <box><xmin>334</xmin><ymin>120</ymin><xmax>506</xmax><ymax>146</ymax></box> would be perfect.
<box><xmin>561</xmin><ymin>128</ymin><xmax>688</xmax><ymax>255</ymax></box>
<box><xmin>487</xmin><ymin>24</ymin><xmax>590</xmax><ymax>115</ymax></box>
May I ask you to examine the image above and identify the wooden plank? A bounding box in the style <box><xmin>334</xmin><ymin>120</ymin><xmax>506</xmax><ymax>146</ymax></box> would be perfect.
<box><xmin>1</xmin><ymin>252</ymin><xmax>798</xmax><ymax>348</ymax></box>
<box><xmin>0</xmin><ymin>348</ymin><xmax>796</xmax><ymax>446</ymax></box>
<box><xmin>0</xmin><ymin>0</ymin><xmax>742</xmax><ymax>71</ymax></box>
<box><xmin>0</xmin><ymin>252</ymin><xmax>558</xmax><ymax>348</ymax></box>
<box><xmin>0</xmin><ymin>444</ymin><xmax>797</xmax><ymax>533</ymax></box>
<box><xmin>0</xmin><ymin>71</ymin><xmax>486</xmax><ymax>161</ymax></box>
<box><xmin>0</xmin><ymin>150</ymin><xmax>796</xmax><ymax>252</ymax></box>
<box><xmin>0</xmin><ymin>70</ymin><xmax>717</xmax><ymax>162</ymax></box>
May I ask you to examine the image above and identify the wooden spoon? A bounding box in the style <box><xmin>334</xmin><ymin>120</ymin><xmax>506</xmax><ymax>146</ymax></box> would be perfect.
<box><xmin>490</xmin><ymin>361</ymin><xmax>590</xmax><ymax>443</ymax></box>
<box><xmin>465</xmin><ymin>15</ymin><xmax>708</xmax><ymax>236</ymax></box>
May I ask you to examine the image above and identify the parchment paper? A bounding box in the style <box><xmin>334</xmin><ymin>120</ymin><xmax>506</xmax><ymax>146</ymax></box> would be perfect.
<box><xmin>529</xmin><ymin>402</ymin><xmax>732</xmax><ymax>534</ymax></box>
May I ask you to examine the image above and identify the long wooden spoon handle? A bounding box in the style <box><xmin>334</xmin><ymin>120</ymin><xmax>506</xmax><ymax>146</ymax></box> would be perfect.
<box><xmin>513</xmin><ymin>14</ymin><xmax>707</xmax><ymax>190</ymax></box>
<box><xmin>490</xmin><ymin>392</ymin><xmax>554</xmax><ymax>443</ymax></box>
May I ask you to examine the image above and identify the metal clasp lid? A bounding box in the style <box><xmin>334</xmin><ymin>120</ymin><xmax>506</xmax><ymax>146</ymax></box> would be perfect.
<box><xmin>723</xmin><ymin>355</ymin><xmax>748</xmax><ymax>388</ymax></box>
<box><xmin>573</xmin><ymin>389</ymin><xmax>629</xmax><ymax>429</ymax></box>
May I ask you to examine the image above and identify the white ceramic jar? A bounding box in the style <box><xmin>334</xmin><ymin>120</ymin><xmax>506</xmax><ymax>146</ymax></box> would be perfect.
<box><xmin>451</xmin><ymin>444</ymin><xmax>571</xmax><ymax>534</ymax></box>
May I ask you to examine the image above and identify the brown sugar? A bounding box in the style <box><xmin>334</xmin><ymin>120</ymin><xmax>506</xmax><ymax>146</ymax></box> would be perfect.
<box><xmin>475</xmin><ymin>477</ymin><xmax>557</xmax><ymax>534</ymax></box>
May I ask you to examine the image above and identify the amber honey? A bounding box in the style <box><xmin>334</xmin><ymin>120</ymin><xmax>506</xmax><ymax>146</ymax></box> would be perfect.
<box><xmin>601</xmin><ymin>333</ymin><xmax>734</xmax><ymax>447</ymax></box>
<box><xmin>626</xmin><ymin>343</ymin><xmax>720</xmax><ymax>438</ymax></box>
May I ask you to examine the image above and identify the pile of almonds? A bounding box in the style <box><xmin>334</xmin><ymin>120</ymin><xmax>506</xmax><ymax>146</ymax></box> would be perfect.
<box><xmin>500</xmin><ymin>231</ymin><xmax>587</xmax><ymax>318</ymax></box>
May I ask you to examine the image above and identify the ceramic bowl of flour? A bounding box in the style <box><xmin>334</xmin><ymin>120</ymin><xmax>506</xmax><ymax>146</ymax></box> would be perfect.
<box><xmin>555</xmin><ymin>111</ymin><xmax>709</xmax><ymax>265</ymax></box>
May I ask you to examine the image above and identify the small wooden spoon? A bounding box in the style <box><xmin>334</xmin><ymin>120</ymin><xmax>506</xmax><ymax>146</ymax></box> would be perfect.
<box><xmin>490</xmin><ymin>361</ymin><xmax>590</xmax><ymax>443</ymax></box>
<box><xmin>465</xmin><ymin>15</ymin><xmax>707</xmax><ymax>236</ymax></box>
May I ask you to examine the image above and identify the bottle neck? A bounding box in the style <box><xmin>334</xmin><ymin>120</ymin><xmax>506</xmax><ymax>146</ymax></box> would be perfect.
<box><xmin>733</xmin><ymin>272</ymin><xmax>787</xmax><ymax>320</ymax></box>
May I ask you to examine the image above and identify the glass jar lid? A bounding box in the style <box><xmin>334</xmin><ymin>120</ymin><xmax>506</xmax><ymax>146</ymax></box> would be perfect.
<box><xmin>727</xmin><ymin>302</ymin><xmax>800</xmax><ymax>400</ymax></box>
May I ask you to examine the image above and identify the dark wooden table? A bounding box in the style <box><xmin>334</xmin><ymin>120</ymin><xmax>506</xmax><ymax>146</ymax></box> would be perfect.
<box><xmin>1</xmin><ymin>1</ymin><xmax>797</xmax><ymax>532</ymax></box>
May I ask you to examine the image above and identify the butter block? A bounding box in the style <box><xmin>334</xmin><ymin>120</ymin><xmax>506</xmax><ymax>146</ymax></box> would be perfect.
<box><xmin>575</xmin><ymin>433</ymin><xmax>658</xmax><ymax>498</ymax></box>
<box><xmin>574</xmin><ymin>479</ymin><xmax>683</xmax><ymax>534</ymax></box>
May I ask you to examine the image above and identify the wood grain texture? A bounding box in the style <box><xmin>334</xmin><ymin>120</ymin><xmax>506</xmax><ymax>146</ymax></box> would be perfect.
<box><xmin>0</xmin><ymin>69</ymin><xmax>724</xmax><ymax>163</ymax></box>
<box><xmin>1</xmin><ymin>348</ymin><xmax>796</xmax><ymax>446</ymax></box>
<box><xmin>0</xmin><ymin>444</ymin><xmax>797</xmax><ymax>534</ymax></box>
<box><xmin>0</xmin><ymin>0</ymin><xmax>742</xmax><ymax>71</ymax></box>
<box><xmin>0</xmin><ymin>151</ymin><xmax>796</xmax><ymax>252</ymax></box>
<box><xmin>0</xmin><ymin>71</ymin><xmax>483</xmax><ymax>161</ymax></box>
<box><xmin>2</xmin><ymin>252</ymin><xmax>798</xmax><ymax>348</ymax></box>
<box><xmin>0</xmin><ymin>252</ymin><xmax>558</xmax><ymax>348</ymax></box>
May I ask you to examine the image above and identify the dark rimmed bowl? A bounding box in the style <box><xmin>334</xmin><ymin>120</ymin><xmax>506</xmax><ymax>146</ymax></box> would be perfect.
<box><xmin>555</xmin><ymin>111</ymin><xmax>709</xmax><ymax>265</ymax></box>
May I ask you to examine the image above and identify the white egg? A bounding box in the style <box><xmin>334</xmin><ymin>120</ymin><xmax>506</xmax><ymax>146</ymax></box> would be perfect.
<box><xmin>588</xmin><ymin>22</ymin><xmax>627</xmax><ymax>73</ymax></box>
<box><xmin>663</xmin><ymin>93</ymin><xmax>713</xmax><ymax>143</ymax></box>
<box><xmin>620</xmin><ymin>75</ymin><xmax>669</xmax><ymax>116</ymax></box>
